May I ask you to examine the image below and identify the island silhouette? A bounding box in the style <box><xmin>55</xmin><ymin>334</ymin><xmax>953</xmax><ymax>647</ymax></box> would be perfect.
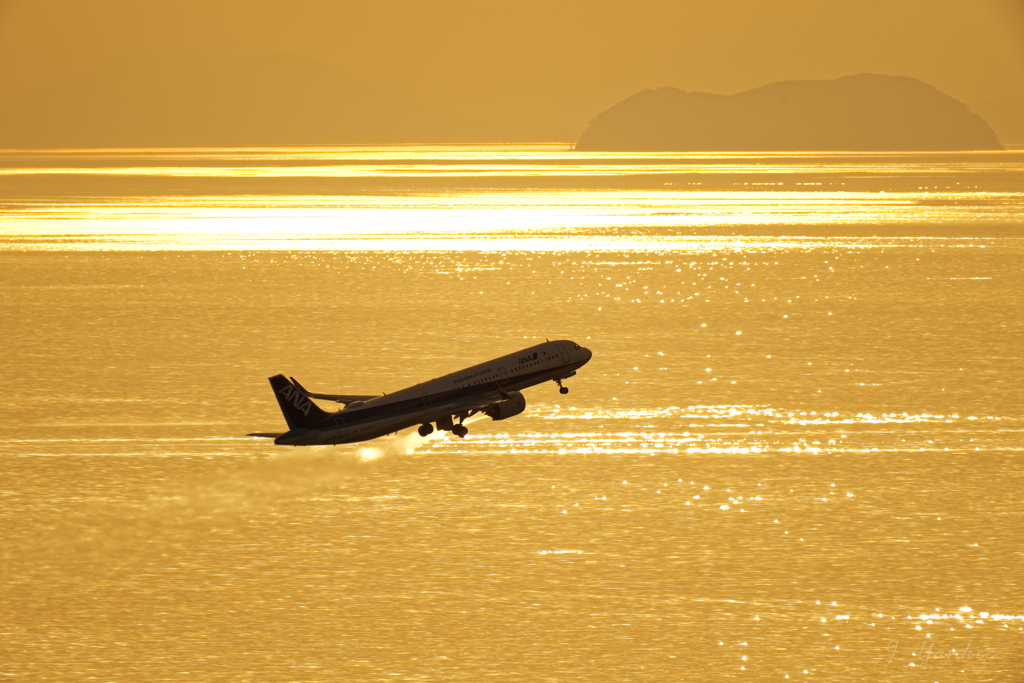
<box><xmin>576</xmin><ymin>74</ymin><xmax>1003</xmax><ymax>151</ymax></box>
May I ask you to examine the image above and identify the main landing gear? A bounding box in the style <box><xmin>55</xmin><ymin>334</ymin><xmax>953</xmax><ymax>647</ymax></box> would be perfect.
<box><xmin>555</xmin><ymin>378</ymin><xmax>569</xmax><ymax>395</ymax></box>
<box><xmin>419</xmin><ymin>421</ymin><xmax>469</xmax><ymax>438</ymax></box>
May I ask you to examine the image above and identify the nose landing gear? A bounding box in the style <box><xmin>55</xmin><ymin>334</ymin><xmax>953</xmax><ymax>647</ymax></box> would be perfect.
<box><xmin>555</xmin><ymin>378</ymin><xmax>569</xmax><ymax>395</ymax></box>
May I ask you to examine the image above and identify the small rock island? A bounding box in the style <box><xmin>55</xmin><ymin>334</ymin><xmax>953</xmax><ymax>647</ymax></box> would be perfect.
<box><xmin>576</xmin><ymin>74</ymin><xmax>1002</xmax><ymax>151</ymax></box>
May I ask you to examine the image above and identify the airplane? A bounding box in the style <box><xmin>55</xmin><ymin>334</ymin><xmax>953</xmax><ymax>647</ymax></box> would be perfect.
<box><xmin>249</xmin><ymin>339</ymin><xmax>593</xmax><ymax>446</ymax></box>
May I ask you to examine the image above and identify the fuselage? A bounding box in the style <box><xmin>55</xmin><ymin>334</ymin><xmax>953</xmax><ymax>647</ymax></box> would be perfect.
<box><xmin>273</xmin><ymin>339</ymin><xmax>592</xmax><ymax>445</ymax></box>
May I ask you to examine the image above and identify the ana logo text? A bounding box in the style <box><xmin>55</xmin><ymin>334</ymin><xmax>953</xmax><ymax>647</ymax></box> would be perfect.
<box><xmin>518</xmin><ymin>352</ymin><xmax>539</xmax><ymax>365</ymax></box>
<box><xmin>277</xmin><ymin>384</ymin><xmax>312</xmax><ymax>416</ymax></box>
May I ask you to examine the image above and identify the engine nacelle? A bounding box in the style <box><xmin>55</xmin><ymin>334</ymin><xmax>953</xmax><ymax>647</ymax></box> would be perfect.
<box><xmin>485</xmin><ymin>391</ymin><xmax>526</xmax><ymax>421</ymax></box>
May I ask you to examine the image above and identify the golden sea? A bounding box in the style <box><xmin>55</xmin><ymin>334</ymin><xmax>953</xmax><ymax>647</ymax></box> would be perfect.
<box><xmin>1</xmin><ymin>145</ymin><xmax>1023</xmax><ymax>681</ymax></box>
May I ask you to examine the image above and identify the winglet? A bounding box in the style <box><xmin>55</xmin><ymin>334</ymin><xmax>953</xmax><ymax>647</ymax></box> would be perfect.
<box><xmin>287</xmin><ymin>376</ymin><xmax>378</xmax><ymax>406</ymax></box>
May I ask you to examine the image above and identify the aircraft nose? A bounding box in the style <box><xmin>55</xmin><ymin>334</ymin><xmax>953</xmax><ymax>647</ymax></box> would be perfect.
<box><xmin>579</xmin><ymin>346</ymin><xmax>593</xmax><ymax>364</ymax></box>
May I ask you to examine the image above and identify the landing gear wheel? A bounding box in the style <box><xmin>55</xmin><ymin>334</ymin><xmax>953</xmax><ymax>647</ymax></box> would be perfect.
<box><xmin>452</xmin><ymin>424</ymin><xmax>468</xmax><ymax>439</ymax></box>
<box><xmin>418</xmin><ymin>423</ymin><xmax>434</xmax><ymax>437</ymax></box>
<box><xmin>559</xmin><ymin>386</ymin><xmax>569</xmax><ymax>394</ymax></box>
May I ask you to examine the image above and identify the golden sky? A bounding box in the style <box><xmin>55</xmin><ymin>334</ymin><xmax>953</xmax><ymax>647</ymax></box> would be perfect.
<box><xmin>1</xmin><ymin>0</ymin><xmax>1022</xmax><ymax>138</ymax></box>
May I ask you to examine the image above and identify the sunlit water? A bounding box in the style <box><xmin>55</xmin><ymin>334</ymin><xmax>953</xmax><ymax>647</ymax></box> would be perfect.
<box><xmin>1</xmin><ymin>146</ymin><xmax>1023</xmax><ymax>681</ymax></box>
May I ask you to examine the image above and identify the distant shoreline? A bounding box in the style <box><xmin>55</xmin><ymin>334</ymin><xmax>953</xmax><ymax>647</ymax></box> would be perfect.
<box><xmin>4</xmin><ymin>143</ymin><xmax>1024</xmax><ymax>153</ymax></box>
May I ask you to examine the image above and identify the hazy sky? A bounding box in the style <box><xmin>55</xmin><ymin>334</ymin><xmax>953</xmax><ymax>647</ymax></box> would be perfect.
<box><xmin>1</xmin><ymin>0</ymin><xmax>1022</xmax><ymax>137</ymax></box>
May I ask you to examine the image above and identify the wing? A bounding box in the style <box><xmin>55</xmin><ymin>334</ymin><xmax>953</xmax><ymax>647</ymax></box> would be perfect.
<box><xmin>290</xmin><ymin>377</ymin><xmax>379</xmax><ymax>405</ymax></box>
<box><xmin>431</xmin><ymin>383</ymin><xmax>510</xmax><ymax>416</ymax></box>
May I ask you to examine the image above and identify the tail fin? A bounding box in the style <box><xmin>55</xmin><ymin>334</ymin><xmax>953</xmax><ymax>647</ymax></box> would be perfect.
<box><xmin>268</xmin><ymin>374</ymin><xmax>330</xmax><ymax>430</ymax></box>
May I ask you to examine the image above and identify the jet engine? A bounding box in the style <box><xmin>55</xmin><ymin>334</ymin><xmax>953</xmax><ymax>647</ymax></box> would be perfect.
<box><xmin>485</xmin><ymin>391</ymin><xmax>526</xmax><ymax>421</ymax></box>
